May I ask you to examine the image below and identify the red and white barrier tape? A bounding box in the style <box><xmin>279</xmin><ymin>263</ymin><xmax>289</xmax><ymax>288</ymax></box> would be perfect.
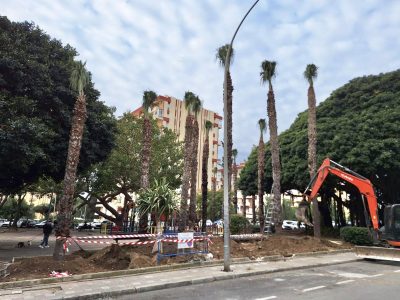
<box><xmin>74</xmin><ymin>239</ymin><xmax>155</xmax><ymax>245</ymax></box>
<box><xmin>57</xmin><ymin>234</ymin><xmax>156</xmax><ymax>240</ymax></box>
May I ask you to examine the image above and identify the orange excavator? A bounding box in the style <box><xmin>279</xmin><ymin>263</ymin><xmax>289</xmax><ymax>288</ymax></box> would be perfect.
<box><xmin>297</xmin><ymin>158</ymin><xmax>400</xmax><ymax>261</ymax></box>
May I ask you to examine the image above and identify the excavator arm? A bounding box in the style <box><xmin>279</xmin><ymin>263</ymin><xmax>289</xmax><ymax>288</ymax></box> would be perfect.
<box><xmin>302</xmin><ymin>158</ymin><xmax>379</xmax><ymax>231</ymax></box>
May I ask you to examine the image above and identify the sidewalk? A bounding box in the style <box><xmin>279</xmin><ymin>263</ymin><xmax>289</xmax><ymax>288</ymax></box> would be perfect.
<box><xmin>0</xmin><ymin>251</ymin><xmax>358</xmax><ymax>300</ymax></box>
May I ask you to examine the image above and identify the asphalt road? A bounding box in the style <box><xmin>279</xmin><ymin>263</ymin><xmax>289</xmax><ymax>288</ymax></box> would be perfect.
<box><xmin>127</xmin><ymin>260</ymin><xmax>400</xmax><ymax>300</ymax></box>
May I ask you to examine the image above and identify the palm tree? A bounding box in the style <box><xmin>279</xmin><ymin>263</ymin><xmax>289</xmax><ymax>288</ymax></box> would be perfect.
<box><xmin>216</xmin><ymin>44</ymin><xmax>234</xmax><ymax>206</ymax></box>
<box><xmin>189</xmin><ymin>96</ymin><xmax>202</xmax><ymax>227</ymax></box>
<box><xmin>260</xmin><ymin>60</ymin><xmax>282</xmax><ymax>225</ymax></box>
<box><xmin>178</xmin><ymin>91</ymin><xmax>196</xmax><ymax>231</ymax></box>
<box><xmin>139</xmin><ymin>90</ymin><xmax>157</xmax><ymax>233</ymax></box>
<box><xmin>251</xmin><ymin>194</ymin><xmax>256</xmax><ymax>225</ymax></box>
<box><xmin>257</xmin><ymin>119</ymin><xmax>266</xmax><ymax>233</ymax></box>
<box><xmin>304</xmin><ymin>63</ymin><xmax>321</xmax><ymax>238</ymax></box>
<box><xmin>232</xmin><ymin>149</ymin><xmax>238</xmax><ymax>214</ymax></box>
<box><xmin>201</xmin><ymin>120</ymin><xmax>213</xmax><ymax>232</ymax></box>
<box><xmin>211</xmin><ymin>166</ymin><xmax>218</xmax><ymax>221</ymax></box>
<box><xmin>53</xmin><ymin>61</ymin><xmax>89</xmax><ymax>260</ymax></box>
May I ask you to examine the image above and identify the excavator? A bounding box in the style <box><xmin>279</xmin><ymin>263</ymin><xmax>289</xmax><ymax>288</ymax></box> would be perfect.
<box><xmin>297</xmin><ymin>158</ymin><xmax>400</xmax><ymax>261</ymax></box>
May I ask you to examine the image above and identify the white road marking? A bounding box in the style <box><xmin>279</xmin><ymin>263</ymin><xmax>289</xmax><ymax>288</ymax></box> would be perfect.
<box><xmin>328</xmin><ymin>271</ymin><xmax>370</xmax><ymax>278</ymax></box>
<box><xmin>254</xmin><ymin>296</ymin><xmax>277</xmax><ymax>300</ymax></box>
<box><xmin>368</xmin><ymin>274</ymin><xmax>383</xmax><ymax>278</ymax></box>
<box><xmin>274</xmin><ymin>278</ymin><xmax>285</xmax><ymax>282</ymax></box>
<box><xmin>394</xmin><ymin>270</ymin><xmax>400</xmax><ymax>273</ymax></box>
<box><xmin>336</xmin><ymin>280</ymin><xmax>355</xmax><ymax>285</ymax></box>
<box><xmin>302</xmin><ymin>286</ymin><xmax>326</xmax><ymax>292</ymax></box>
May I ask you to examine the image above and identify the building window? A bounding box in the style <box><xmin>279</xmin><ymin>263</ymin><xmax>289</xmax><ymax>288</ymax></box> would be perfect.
<box><xmin>158</xmin><ymin>108</ymin><xmax>163</xmax><ymax>117</ymax></box>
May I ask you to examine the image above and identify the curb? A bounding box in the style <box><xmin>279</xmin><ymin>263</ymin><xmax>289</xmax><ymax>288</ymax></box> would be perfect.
<box><xmin>0</xmin><ymin>249</ymin><xmax>353</xmax><ymax>290</ymax></box>
<box><xmin>59</xmin><ymin>253</ymin><xmax>361</xmax><ymax>300</ymax></box>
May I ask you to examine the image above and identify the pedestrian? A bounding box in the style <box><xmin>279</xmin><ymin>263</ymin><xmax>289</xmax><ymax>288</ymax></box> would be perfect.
<box><xmin>39</xmin><ymin>220</ymin><xmax>53</xmax><ymax>248</ymax></box>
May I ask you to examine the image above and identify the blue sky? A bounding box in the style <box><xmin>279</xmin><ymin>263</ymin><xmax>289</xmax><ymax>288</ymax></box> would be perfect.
<box><xmin>1</xmin><ymin>0</ymin><xmax>400</xmax><ymax>162</ymax></box>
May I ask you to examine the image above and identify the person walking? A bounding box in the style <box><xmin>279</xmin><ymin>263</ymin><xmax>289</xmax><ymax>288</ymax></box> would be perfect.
<box><xmin>39</xmin><ymin>220</ymin><xmax>53</xmax><ymax>248</ymax></box>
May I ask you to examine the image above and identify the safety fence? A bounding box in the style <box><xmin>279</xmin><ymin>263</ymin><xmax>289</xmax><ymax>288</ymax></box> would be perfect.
<box><xmin>57</xmin><ymin>232</ymin><xmax>211</xmax><ymax>264</ymax></box>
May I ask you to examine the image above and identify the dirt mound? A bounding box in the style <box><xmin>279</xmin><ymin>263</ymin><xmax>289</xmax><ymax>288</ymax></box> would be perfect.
<box><xmin>210</xmin><ymin>235</ymin><xmax>350</xmax><ymax>259</ymax></box>
<box><xmin>0</xmin><ymin>234</ymin><xmax>352</xmax><ymax>282</ymax></box>
<box><xmin>3</xmin><ymin>255</ymin><xmax>106</xmax><ymax>282</ymax></box>
<box><xmin>90</xmin><ymin>244</ymin><xmax>131</xmax><ymax>270</ymax></box>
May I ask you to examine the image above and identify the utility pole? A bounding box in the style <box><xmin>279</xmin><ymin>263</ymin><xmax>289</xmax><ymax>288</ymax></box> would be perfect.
<box><xmin>222</xmin><ymin>0</ymin><xmax>260</xmax><ymax>272</ymax></box>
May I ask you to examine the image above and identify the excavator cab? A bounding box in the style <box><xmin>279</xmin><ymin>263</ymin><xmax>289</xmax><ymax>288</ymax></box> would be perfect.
<box><xmin>382</xmin><ymin>204</ymin><xmax>400</xmax><ymax>246</ymax></box>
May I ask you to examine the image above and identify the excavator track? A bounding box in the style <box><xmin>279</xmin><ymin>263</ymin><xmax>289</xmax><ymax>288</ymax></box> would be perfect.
<box><xmin>355</xmin><ymin>246</ymin><xmax>400</xmax><ymax>262</ymax></box>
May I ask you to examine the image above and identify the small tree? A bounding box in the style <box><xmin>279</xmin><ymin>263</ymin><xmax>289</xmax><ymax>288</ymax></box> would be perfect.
<box><xmin>138</xmin><ymin>178</ymin><xmax>178</xmax><ymax>233</ymax></box>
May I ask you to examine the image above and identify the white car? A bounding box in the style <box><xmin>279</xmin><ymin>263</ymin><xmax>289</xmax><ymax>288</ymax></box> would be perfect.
<box><xmin>282</xmin><ymin>220</ymin><xmax>299</xmax><ymax>230</ymax></box>
<box><xmin>0</xmin><ymin>219</ymin><xmax>9</xmax><ymax>228</ymax></box>
<box><xmin>91</xmin><ymin>221</ymin><xmax>102</xmax><ymax>229</ymax></box>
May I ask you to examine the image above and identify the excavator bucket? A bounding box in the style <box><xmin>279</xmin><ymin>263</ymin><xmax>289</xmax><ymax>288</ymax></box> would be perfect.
<box><xmin>355</xmin><ymin>246</ymin><xmax>400</xmax><ymax>261</ymax></box>
<box><xmin>295</xmin><ymin>199</ymin><xmax>313</xmax><ymax>227</ymax></box>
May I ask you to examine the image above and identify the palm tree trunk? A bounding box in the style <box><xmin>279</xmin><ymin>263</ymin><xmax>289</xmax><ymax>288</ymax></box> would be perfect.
<box><xmin>201</xmin><ymin>135</ymin><xmax>210</xmax><ymax>233</ymax></box>
<box><xmin>242</xmin><ymin>192</ymin><xmax>247</xmax><ymax>217</ymax></box>
<box><xmin>179</xmin><ymin>115</ymin><xmax>193</xmax><ymax>231</ymax></box>
<box><xmin>307</xmin><ymin>85</ymin><xmax>320</xmax><ymax>238</ymax></box>
<box><xmin>53</xmin><ymin>93</ymin><xmax>87</xmax><ymax>260</ymax></box>
<box><xmin>139</xmin><ymin>116</ymin><xmax>152</xmax><ymax>233</ymax></box>
<box><xmin>251</xmin><ymin>194</ymin><xmax>256</xmax><ymax>225</ymax></box>
<box><xmin>258</xmin><ymin>136</ymin><xmax>265</xmax><ymax>233</ymax></box>
<box><xmin>233</xmin><ymin>161</ymin><xmax>238</xmax><ymax>214</ymax></box>
<box><xmin>211</xmin><ymin>176</ymin><xmax>216</xmax><ymax>221</ymax></box>
<box><xmin>267</xmin><ymin>87</ymin><xmax>282</xmax><ymax>224</ymax></box>
<box><xmin>189</xmin><ymin>119</ymin><xmax>199</xmax><ymax>228</ymax></box>
<box><xmin>227</xmin><ymin>71</ymin><xmax>234</xmax><ymax>206</ymax></box>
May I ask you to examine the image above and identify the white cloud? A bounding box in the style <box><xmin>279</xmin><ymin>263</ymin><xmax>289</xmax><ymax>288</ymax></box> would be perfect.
<box><xmin>1</xmin><ymin>0</ymin><xmax>399</xmax><ymax>162</ymax></box>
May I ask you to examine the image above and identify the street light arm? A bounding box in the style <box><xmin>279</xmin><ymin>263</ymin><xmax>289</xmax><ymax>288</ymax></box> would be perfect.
<box><xmin>222</xmin><ymin>0</ymin><xmax>261</xmax><ymax>273</ymax></box>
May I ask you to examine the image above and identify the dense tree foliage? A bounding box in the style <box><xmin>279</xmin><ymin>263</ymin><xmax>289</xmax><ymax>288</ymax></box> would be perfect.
<box><xmin>0</xmin><ymin>16</ymin><xmax>116</xmax><ymax>194</ymax></box>
<box><xmin>239</xmin><ymin>70</ymin><xmax>400</xmax><ymax>220</ymax></box>
<box><xmin>78</xmin><ymin>114</ymin><xmax>183</xmax><ymax>226</ymax></box>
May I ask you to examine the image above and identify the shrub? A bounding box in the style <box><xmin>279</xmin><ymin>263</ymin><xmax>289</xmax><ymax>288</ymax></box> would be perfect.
<box><xmin>340</xmin><ymin>226</ymin><xmax>373</xmax><ymax>245</ymax></box>
<box><xmin>321</xmin><ymin>226</ymin><xmax>340</xmax><ymax>238</ymax></box>
<box><xmin>252</xmin><ymin>225</ymin><xmax>260</xmax><ymax>233</ymax></box>
<box><xmin>230</xmin><ymin>214</ymin><xmax>250</xmax><ymax>234</ymax></box>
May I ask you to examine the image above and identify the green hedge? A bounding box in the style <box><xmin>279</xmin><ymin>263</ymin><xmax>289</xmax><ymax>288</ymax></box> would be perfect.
<box><xmin>230</xmin><ymin>214</ymin><xmax>250</xmax><ymax>234</ymax></box>
<box><xmin>340</xmin><ymin>226</ymin><xmax>373</xmax><ymax>245</ymax></box>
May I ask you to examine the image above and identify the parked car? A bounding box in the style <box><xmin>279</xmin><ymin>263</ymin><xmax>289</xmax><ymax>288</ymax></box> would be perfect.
<box><xmin>213</xmin><ymin>219</ymin><xmax>223</xmax><ymax>227</ymax></box>
<box><xmin>35</xmin><ymin>220</ymin><xmax>48</xmax><ymax>228</ymax></box>
<box><xmin>76</xmin><ymin>222</ymin><xmax>93</xmax><ymax>231</ymax></box>
<box><xmin>0</xmin><ymin>219</ymin><xmax>9</xmax><ymax>228</ymax></box>
<box><xmin>90</xmin><ymin>220</ymin><xmax>102</xmax><ymax>229</ymax></box>
<box><xmin>282</xmin><ymin>220</ymin><xmax>299</xmax><ymax>230</ymax></box>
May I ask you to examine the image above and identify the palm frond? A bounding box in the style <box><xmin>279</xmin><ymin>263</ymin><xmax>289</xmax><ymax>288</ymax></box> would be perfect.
<box><xmin>205</xmin><ymin>120</ymin><xmax>213</xmax><ymax>132</ymax></box>
<box><xmin>70</xmin><ymin>60</ymin><xmax>89</xmax><ymax>95</ymax></box>
<box><xmin>304</xmin><ymin>64</ymin><xmax>318</xmax><ymax>86</ymax></box>
<box><xmin>192</xmin><ymin>96</ymin><xmax>202</xmax><ymax>117</ymax></box>
<box><xmin>258</xmin><ymin>118</ymin><xmax>266</xmax><ymax>133</ymax></box>
<box><xmin>216</xmin><ymin>44</ymin><xmax>234</xmax><ymax>67</ymax></box>
<box><xmin>184</xmin><ymin>91</ymin><xmax>197</xmax><ymax>113</ymax></box>
<box><xmin>142</xmin><ymin>90</ymin><xmax>157</xmax><ymax>113</ymax></box>
<box><xmin>260</xmin><ymin>60</ymin><xmax>277</xmax><ymax>84</ymax></box>
<box><xmin>232</xmin><ymin>149</ymin><xmax>238</xmax><ymax>158</ymax></box>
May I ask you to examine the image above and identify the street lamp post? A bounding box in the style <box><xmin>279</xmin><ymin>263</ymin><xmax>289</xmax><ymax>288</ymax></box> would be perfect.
<box><xmin>223</xmin><ymin>0</ymin><xmax>260</xmax><ymax>272</ymax></box>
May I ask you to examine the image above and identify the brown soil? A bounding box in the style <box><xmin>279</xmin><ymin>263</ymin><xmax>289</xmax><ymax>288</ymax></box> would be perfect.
<box><xmin>1</xmin><ymin>234</ymin><xmax>352</xmax><ymax>282</ymax></box>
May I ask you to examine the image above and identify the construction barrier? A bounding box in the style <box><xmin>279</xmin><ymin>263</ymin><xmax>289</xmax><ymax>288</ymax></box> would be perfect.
<box><xmin>156</xmin><ymin>232</ymin><xmax>210</xmax><ymax>264</ymax></box>
<box><xmin>56</xmin><ymin>233</ymin><xmax>211</xmax><ymax>261</ymax></box>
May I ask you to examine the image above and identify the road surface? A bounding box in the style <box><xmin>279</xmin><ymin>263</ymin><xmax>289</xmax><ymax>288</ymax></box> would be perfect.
<box><xmin>127</xmin><ymin>260</ymin><xmax>400</xmax><ymax>300</ymax></box>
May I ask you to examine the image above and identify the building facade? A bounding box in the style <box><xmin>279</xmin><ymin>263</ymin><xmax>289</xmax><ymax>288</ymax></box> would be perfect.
<box><xmin>132</xmin><ymin>95</ymin><xmax>222</xmax><ymax>191</ymax></box>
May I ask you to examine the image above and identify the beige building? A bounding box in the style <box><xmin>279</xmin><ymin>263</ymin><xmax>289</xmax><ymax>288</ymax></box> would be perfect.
<box><xmin>133</xmin><ymin>95</ymin><xmax>222</xmax><ymax>191</ymax></box>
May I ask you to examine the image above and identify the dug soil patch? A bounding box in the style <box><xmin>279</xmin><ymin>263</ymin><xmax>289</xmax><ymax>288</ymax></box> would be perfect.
<box><xmin>1</xmin><ymin>234</ymin><xmax>351</xmax><ymax>282</ymax></box>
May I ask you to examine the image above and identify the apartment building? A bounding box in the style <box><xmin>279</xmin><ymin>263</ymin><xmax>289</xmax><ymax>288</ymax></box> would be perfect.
<box><xmin>132</xmin><ymin>95</ymin><xmax>222</xmax><ymax>191</ymax></box>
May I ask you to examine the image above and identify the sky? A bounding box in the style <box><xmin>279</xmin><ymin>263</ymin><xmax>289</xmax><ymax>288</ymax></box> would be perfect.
<box><xmin>1</xmin><ymin>0</ymin><xmax>400</xmax><ymax>162</ymax></box>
